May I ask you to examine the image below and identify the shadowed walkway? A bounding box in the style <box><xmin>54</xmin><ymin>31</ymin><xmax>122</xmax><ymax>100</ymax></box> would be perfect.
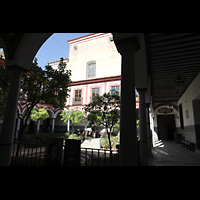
<box><xmin>150</xmin><ymin>140</ymin><xmax>200</xmax><ymax>166</ymax></box>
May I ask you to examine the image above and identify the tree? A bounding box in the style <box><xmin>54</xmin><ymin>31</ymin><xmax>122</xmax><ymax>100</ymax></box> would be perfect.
<box><xmin>84</xmin><ymin>91</ymin><xmax>120</xmax><ymax>151</ymax></box>
<box><xmin>60</xmin><ymin>109</ymin><xmax>85</xmax><ymax>136</ymax></box>
<box><xmin>15</xmin><ymin>58</ymin><xmax>71</xmax><ymax>155</ymax></box>
<box><xmin>0</xmin><ymin>65</ymin><xmax>11</xmax><ymax>119</ymax></box>
<box><xmin>113</xmin><ymin>118</ymin><xmax>120</xmax><ymax>132</ymax></box>
<box><xmin>30</xmin><ymin>107</ymin><xmax>49</xmax><ymax>133</ymax></box>
<box><xmin>87</xmin><ymin>110</ymin><xmax>102</xmax><ymax>132</ymax></box>
<box><xmin>30</xmin><ymin>107</ymin><xmax>49</xmax><ymax>122</ymax></box>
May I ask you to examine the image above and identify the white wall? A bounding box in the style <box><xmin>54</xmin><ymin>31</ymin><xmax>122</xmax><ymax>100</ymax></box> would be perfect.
<box><xmin>178</xmin><ymin>72</ymin><xmax>200</xmax><ymax>127</ymax></box>
<box><xmin>68</xmin><ymin>33</ymin><xmax>121</xmax><ymax>81</ymax></box>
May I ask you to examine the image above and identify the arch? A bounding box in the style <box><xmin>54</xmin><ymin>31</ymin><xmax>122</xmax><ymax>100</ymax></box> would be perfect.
<box><xmin>44</xmin><ymin>109</ymin><xmax>54</xmax><ymax>118</ymax></box>
<box><xmin>154</xmin><ymin>103</ymin><xmax>178</xmax><ymax>112</ymax></box>
<box><xmin>17</xmin><ymin>104</ymin><xmax>23</xmax><ymax>115</ymax></box>
<box><xmin>152</xmin><ymin>103</ymin><xmax>179</xmax><ymax>142</ymax></box>
<box><xmin>153</xmin><ymin>103</ymin><xmax>178</xmax><ymax>128</ymax></box>
<box><xmin>14</xmin><ymin>33</ymin><xmax>53</xmax><ymax>70</ymax></box>
<box><xmin>54</xmin><ymin>109</ymin><xmax>67</xmax><ymax>133</ymax></box>
<box><xmin>54</xmin><ymin>109</ymin><xmax>64</xmax><ymax>119</ymax></box>
<box><xmin>154</xmin><ymin>103</ymin><xmax>178</xmax><ymax>116</ymax></box>
<box><xmin>0</xmin><ymin>33</ymin><xmax>53</xmax><ymax>70</ymax></box>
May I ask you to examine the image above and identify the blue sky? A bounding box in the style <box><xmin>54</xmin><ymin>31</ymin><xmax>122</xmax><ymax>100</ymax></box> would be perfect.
<box><xmin>34</xmin><ymin>33</ymin><xmax>92</xmax><ymax>69</ymax></box>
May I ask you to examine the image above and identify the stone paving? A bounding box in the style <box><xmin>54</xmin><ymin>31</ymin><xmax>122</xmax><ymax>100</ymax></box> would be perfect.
<box><xmin>150</xmin><ymin>140</ymin><xmax>200</xmax><ymax>166</ymax></box>
<box><xmin>81</xmin><ymin>138</ymin><xmax>101</xmax><ymax>149</ymax></box>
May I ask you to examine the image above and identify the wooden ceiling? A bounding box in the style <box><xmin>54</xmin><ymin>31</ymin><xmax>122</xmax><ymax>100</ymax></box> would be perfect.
<box><xmin>148</xmin><ymin>33</ymin><xmax>200</xmax><ymax>103</ymax></box>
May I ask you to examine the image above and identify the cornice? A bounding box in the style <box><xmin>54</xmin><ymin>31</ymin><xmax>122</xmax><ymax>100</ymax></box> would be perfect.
<box><xmin>70</xmin><ymin>75</ymin><xmax>121</xmax><ymax>86</ymax></box>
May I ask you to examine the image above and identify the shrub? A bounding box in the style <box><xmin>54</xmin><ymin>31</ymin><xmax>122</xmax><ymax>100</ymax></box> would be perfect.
<box><xmin>68</xmin><ymin>134</ymin><xmax>79</xmax><ymax>140</ymax></box>
<box><xmin>101</xmin><ymin>137</ymin><xmax>109</xmax><ymax>148</ymax></box>
<box><xmin>21</xmin><ymin>132</ymin><xmax>68</xmax><ymax>144</ymax></box>
<box><xmin>68</xmin><ymin>133</ymin><xmax>84</xmax><ymax>141</ymax></box>
<box><xmin>100</xmin><ymin>135</ymin><xmax>120</xmax><ymax>149</ymax></box>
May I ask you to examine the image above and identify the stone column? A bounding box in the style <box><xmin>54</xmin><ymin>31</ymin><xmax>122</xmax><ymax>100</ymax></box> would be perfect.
<box><xmin>146</xmin><ymin>103</ymin><xmax>152</xmax><ymax>156</ymax></box>
<box><xmin>52</xmin><ymin>118</ymin><xmax>55</xmax><ymax>133</ymax></box>
<box><xmin>37</xmin><ymin>120</ymin><xmax>40</xmax><ymax>133</ymax></box>
<box><xmin>0</xmin><ymin>67</ymin><xmax>23</xmax><ymax>166</ymax></box>
<box><xmin>67</xmin><ymin>119</ymin><xmax>70</xmax><ymax>133</ymax></box>
<box><xmin>138</xmin><ymin>89</ymin><xmax>148</xmax><ymax>166</ymax></box>
<box><xmin>114</xmin><ymin>37</ymin><xmax>140</xmax><ymax>166</ymax></box>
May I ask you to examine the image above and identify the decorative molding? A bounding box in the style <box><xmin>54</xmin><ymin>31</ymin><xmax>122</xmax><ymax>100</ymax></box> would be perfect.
<box><xmin>70</xmin><ymin>75</ymin><xmax>121</xmax><ymax>86</ymax></box>
<box><xmin>68</xmin><ymin>33</ymin><xmax>112</xmax><ymax>46</ymax></box>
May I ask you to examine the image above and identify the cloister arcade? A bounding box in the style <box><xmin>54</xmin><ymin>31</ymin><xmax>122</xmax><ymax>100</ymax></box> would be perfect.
<box><xmin>0</xmin><ymin>33</ymin><xmax>200</xmax><ymax>166</ymax></box>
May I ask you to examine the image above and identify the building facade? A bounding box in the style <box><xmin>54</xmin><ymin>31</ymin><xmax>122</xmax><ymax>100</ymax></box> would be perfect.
<box><xmin>2</xmin><ymin>33</ymin><xmax>200</xmax><ymax>165</ymax></box>
<box><xmin>49</xmin><ymin>33</ymin><xmax>139</xmax><ymax>133</ymax></box>
<box><xmin>0</xmin><ymin>33</ymin><xmax>139</xmax><ymax>136</ymax></box>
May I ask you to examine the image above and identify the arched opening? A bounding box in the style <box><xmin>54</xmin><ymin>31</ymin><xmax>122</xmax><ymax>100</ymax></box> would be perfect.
<box><xmin>54</xmin><ymin>110</ymin><xmax>67</xmax><ymax>133</ymax></box>
<box><xmin>41</xmin><ymin>109</ymin><xmax>54</xmax><ymax>133</ymax></box>
<box><xmin>153</xmin><ymin>104</ymin><xmax>178</xmax><ymax>142</ymax></box>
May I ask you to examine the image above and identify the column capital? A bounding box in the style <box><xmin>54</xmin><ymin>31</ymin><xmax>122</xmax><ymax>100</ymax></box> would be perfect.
<box><xmin>137</xmin><ymin>88</ymin><xmax>147</xmax><ymax>93</ymax></box>
<box><xmin>6</xmin><ymin>65</ymin><xmax>27</xmax><ymax>73</ymax></box>
<box><xmin>145</xmin><ymin>103</ymin><xmax>151</xmax><ymax>108</ymax></box>
<box><xmin>114</xmin><ymin>36</ymin><xmax>140</xmax><ymax>56</ymax></box>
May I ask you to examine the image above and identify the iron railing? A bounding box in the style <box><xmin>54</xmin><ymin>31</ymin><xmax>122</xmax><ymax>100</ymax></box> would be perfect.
<box><xmin>11</xmin><ymin>142</ymin><xmax>47</xmax><ymax>166</ymax></box>
<box><xmin>81</xmin><ymin>148</ymin><xmax>119</xmax><ymax>166</ymax></box>
<box><xmin>10</xmin><ymin>142</ymin><xmax>119</xmax><ymax>166</ymax></box>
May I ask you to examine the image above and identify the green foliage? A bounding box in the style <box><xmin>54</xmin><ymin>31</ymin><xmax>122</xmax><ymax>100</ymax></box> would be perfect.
<box><xmin>0</xmin><ymin>65</ymin><xmax>11</xmax><ymax>118</ymax></box>
<box><xmin>113</xmin><ymin>118</ymin><xmax>120</xmax><ymax>132</ymax></box>
<box><xmin>43</xmin><ymin>58</ymin><xmax>72</xmax><ymax>108</ymax></box>
<box><xmin>21</xmin><ymin>132</ymin><xmax>68</xmax><ymax>144</ymax></box>
<box><xmin>84</xmin><ymin>91</ymin><xmax>120</xmax><ymax>150</ymax></box>
<box><xmin>136</xmin><ymin>120</ymin><xmax>139</xmax><ymax>129</ymax></box>
<box><xmin>87</xmin><ymin>110</ymin><xmax>102</xmax><ymax>129</ymax></box>
<box><xmin>60</xmin><ymin>109</ymin><xmax>85</xmax><ymax>125</ymax></box>
<box><xmin>60</xmin><ymin>109</ymin><xmax>85</xmax><ymax>124</ymax></box>
<box><xmin>16</xmin><ymin>57</ymin><xmax>71</xmax><ymax>144</ymax></box>
<box><xmin>60</xmin><ymin>109</ymin><xmax>85</xmax><ymax>134</ymax></box>
<box><xmin>68</xmin><ymin>134</ymin><xmax>79</xmax><ymax>139</ymax></box>
<box><xmin>30</xmin><ymin>107</ymin><xmax>49</xmax><ymax>122</ymax></box>
<box><xmin>100</xmin><ymin>135</ymin><xmax>120</xmax><ymax>149</ymax></box>
<box><xmin>68</xmin><ymin>134</ymin><xmax>84</xmax><ymax>140</ymax></box>
<box><xmin>84</xmin><ymin>91</ymin><xmax>120</xmax><ymax>130</ymax></box>
<box><xmin>20</xmin><ymin>58</ymin><xmax>71</xmax><ymax>109</ymax></box>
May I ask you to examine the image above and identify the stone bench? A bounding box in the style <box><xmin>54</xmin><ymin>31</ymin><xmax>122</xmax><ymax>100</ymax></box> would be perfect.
<box><xmin>181</xmin><ymin>140</ymin><xmax>195</xmax><ymax>151</ymax></box>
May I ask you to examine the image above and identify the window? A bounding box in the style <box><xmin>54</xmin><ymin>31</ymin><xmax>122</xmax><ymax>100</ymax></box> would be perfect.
<box><xmin>92</xmin><ymin>88</ymin><xmax>100</xmax><ymax>99</ymax></box>
<box><xmin>74</xmin><ymin>90</ymin><xmax>82</xmax><ymax>102</ymax></box>
<box><xmin>111</xmin><ymin>86</ymin><xmax>120</xmax><ymax>95</ymax></box>
<box><xmin>87</xmin><ymin>61</ymin><xmax>96</xmax><ymax>79</ymax></box>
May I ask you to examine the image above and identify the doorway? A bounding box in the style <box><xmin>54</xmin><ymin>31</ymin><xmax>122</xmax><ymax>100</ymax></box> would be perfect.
<box><xmin>157</xmin><ymin>115</ymin><xmax>175</xmax><ymax>140</ymax></box>
<box><xmin>43</xmin><ymin>118</ymin><xmax>51</xmax><ymax>133</ymax></box>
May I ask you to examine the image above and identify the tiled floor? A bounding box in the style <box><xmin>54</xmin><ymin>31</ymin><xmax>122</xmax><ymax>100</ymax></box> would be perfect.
<box><xmin>150</xmin><ymin>140</ymin><xmax>200</xmax><ymax>166</ymax></box>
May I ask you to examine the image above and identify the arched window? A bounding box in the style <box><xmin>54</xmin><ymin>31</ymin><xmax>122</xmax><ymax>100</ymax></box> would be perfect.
<box><xmin>86</xmin><ymin>61</ymin><xmax>96</xmax><ymax>79</ymax></box>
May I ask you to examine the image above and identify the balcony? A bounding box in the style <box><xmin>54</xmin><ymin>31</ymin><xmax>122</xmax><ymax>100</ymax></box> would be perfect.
<box><xmin>72</xmin><ymin>98</ymin><xmax>83</xmax><ymax>105</ymax></box>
